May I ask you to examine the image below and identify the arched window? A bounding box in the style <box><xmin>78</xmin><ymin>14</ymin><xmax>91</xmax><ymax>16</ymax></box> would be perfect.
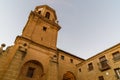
<box><xmin>18</xmin><ymin>60</ymin><xmax>44</xmax><ymax>80</ymax></box>
<box><xmin>45</xmin><ymin>12</ymin><xmax>50</xmax><ymax>19</ymax></box>
<box><xmin>38</xmin><ymin>11</ymin><xmax>41</xmax><ymax>14</ymax></box>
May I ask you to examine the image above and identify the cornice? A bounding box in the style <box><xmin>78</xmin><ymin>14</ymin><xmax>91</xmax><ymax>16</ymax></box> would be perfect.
<box><xmin>15</xmin><ymin>36</ymin><xmax>57</xmax><ymax>53</ymax></box>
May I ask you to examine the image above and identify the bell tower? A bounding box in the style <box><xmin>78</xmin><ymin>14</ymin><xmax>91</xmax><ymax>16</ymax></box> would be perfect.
<box><xmin>22</xmin><ymin>5</ymin><xmax>61</xmax><ymax>49</ymax></box>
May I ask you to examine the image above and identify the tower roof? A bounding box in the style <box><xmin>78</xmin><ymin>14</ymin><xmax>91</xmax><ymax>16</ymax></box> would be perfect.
<box><xmin>35</xmin><ymin>5</ymin><xmax>57</xmax><ymax>20</ymax></box>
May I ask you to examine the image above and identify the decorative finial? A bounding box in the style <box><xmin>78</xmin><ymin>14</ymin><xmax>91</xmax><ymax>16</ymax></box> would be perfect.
<box><xmin>1</xmin><ymin>43</ymin><xmax>6</xmax><ymax>48</ymax></box>
<box><xmin>0</xmin><ymin>43</ymin><xmax>6</xmax><ymax>54</ymax></box>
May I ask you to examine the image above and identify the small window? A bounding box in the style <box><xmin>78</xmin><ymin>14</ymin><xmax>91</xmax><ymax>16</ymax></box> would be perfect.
<box><xmin>43</xmin><ymin>26</ymin><xmax>47</xmax><ymax>31</ymax></box>
<box><xmin>98</xmin><ymin>76</ymin><xmax>104</xmax><ymax>80</ymax></box>
<box><xmin>38</xmin><ymin>11</ymin><xmax>41</xmax><ymax>14</ymax></box>
<box><xmin>112</xmin><ymin>51</ymin><xmax>120</xmax><ymax>61</ymax></box>
<box><xmin>88</xmin><ymin>63</ymin><xmax>93</xmax><ymax>71</ymax></box>
<box><xmin>61</xmin><ymin>55</ymin><xmax>64</xmax><ymax>60</ymax></box>
<box><xmin>45</xmin><ymin>12</ymin><xmax>50</xmax><ymax>19</ymax></box>
<box><xmin>99</xmin><ymin>56</ymin><xmax>110</xmax><ymax>71</ymax></box>
<box><xmin>79</xmin><ymin>68</ymin><xmax>81</xmax><ymax>72</ymax></box>
<box><xmin>70</xmin><ymin>59</ymin><xmax>73</xmax><ymax>63</ymax></box>
<box><xmin>26</xmin><ymin>67</ymin><xmax>35</xmax><ymax>78</ymax></box>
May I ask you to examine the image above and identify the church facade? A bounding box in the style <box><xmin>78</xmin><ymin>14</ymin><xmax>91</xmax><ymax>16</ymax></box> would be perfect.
<box><xmin>0</xmin><ymin>5</ymin><xmax>120</xmax><ymax>80</ymax></box>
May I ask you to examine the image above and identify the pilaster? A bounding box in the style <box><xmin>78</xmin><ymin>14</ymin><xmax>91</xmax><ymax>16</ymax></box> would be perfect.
<box><xmin>47</xmin><ymin>55</ymin><xmax>58</xmax><ymax>80</ymax></box>
<box><xmin>2</xmin><ymin>45</ymin><xmax>27</xmax><ymax>80</ymax></box>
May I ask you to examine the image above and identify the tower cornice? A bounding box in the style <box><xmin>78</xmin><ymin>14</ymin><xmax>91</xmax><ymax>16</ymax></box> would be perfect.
<box><xmin>29</xmin><ymin>11</ymin><xmax>61</xmax><ymax>30</ymax></box>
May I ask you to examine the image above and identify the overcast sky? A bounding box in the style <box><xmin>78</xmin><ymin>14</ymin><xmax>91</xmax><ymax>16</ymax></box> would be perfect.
<box><xmin>0</xmin><ymin>0</ymin><xmax>120</xmax><ymax>59</ymax></box>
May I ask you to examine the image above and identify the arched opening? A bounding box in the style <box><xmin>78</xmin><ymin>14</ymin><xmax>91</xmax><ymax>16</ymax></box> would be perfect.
<box><xmin>18</xmin><ymin>60</ymin><xmax>44</xmax><ymax>80</ymax></box>
<box><xmin>45</xmin><ymin>12</ymin><xmax>50</xmax><ymax>19</ymax></box>
<box><xmin>38</xmin><ymin>11</ymin><xmax>41</xmax><ymax>14</ymax></box>
<box><xmin>63</xmin><ymin>71</ymin><xmax>76</xmax><ymax>80</ymax></box>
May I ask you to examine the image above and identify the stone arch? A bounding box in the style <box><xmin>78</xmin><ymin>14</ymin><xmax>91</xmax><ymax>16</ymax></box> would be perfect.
<box><xmin>63</xmin><ymin>71</ymin><xmax>76</xmax><ymax>80</ymax></box>
<box><xmin>18</xmin><ymin>60</ymin><xmax>44</xmax><ymax>80</ymax></box>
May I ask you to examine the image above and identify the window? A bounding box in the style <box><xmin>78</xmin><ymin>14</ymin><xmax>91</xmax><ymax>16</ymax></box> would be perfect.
<box><xmin>98</xmin><ymin>76</ymin><xmax>104</xmax><ymax>80</ymax></box>
<box><xmin>79</xmin><ymin>68</ymin><xmax>81</xmax><ymax>72</ymax></box>
<box><xmin>43</xmin><ymin>26</ymin><xmax>47</xmax><ymax>31</ymax></box>
<box><xmin>112</xmin><ymin>51</ymin><xmax>120</xmax><ymax>61</ymax></box>
<box><xmin>114</xmin><ymin>68</ymin><xmax>120</xmax><ymax>79</ymax></box>
<box><xmin>70</xmin><ymin>59</ymin><xmax>73</xmax><ymax>63</ymax></box>
<box><xmin>38</xmin><ymin>11</ymin><xmax>41</xmax><ymax>14</ymax></box>
<box><xmin>45</xmin><ymin>12</ymin><xmax>50</xmax><ymax>19</ymax></box>
<box><xmin>98</xmin><ymin>56</ymin><xmax>110</xmax><ymax>71</ymax></box>
<box><xmin>26</xmin><ymin>67</ymin><xmax>35</xmax><ymax>78</ymax></box>
<box><xmin>99</xmin><ymin>56</ymin><xmax>107</xmax><ymax>68</ymax></box>
<box><xmin>61</xmin><ymin>55</ymin><xmax>64</xmax><ymax>60</ymax></box>
<box><xmin>88</xmin><ymin>63</ymin><xmax>93</xmax><ymax>71</ymax></box>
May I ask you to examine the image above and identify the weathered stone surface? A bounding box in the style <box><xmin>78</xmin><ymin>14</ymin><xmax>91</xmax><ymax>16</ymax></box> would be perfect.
<box><xmin>1</xmin><ymin>4</ymin><xmax>120</xmax><ymax>80</ymax></box>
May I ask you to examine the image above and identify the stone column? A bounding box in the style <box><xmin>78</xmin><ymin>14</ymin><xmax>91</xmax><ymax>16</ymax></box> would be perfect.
<box><xmin>2</xmin><ymin>45</ymin><xmax>27</xmax><ymax>80</ymax></box>
<box><xmin>47</xmin><ymin>55</ymin><xmax>58</xmax><ymax>80</ymax></box>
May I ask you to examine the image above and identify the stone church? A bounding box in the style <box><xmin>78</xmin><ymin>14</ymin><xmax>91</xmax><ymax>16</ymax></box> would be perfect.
<box><xmin>1</xmin><ymin>5</ymin><xmax>120</xmax><ymax>80</ymax></box>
